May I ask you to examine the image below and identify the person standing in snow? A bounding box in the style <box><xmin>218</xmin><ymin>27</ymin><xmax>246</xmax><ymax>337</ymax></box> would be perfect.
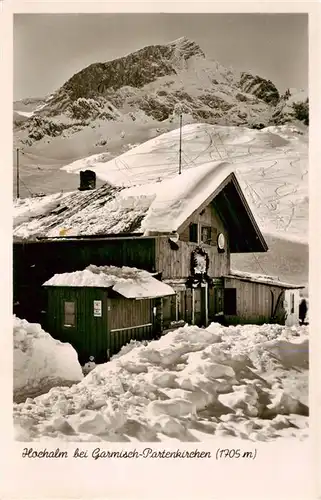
<box><xmin>299</xmin><ymin>298</ymin><xmax>308</xmax><ymax>325</ymax></box>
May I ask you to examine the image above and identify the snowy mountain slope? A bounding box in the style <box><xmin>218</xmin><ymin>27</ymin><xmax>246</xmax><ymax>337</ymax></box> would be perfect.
<box><xmin>13</xmin><ymin>37</ymin><xmax>308</xmax><ymax>198</ymax></box>
<box><xmin>13</xmin><ymin>96</ymin><xmax>49</xmax><ymax>113</ymax></box>
<box><xmin>60</xmin><ymin>122</ymin><xmax>309</xmax><ymax>239</ymax></box>
<box><xmin>14</xmin><ymin>321</ymin><xmax>309</xmax><ymax>442</ymax></box>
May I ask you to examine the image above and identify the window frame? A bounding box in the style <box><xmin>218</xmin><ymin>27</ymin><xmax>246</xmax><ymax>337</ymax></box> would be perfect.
<box><xmin>201</xmin><ymin>225</ymin><xmax>212</xmax><ymax>245</ymax></box>
<box><xmin>64</xmin><ymin>300</ymin><xmax>76</xmax><ymax>328</ymax></box>
<box><xmin>189</xmin><ymin>223</ymin><xmax>199</xmax><ymax>243</ymax></box>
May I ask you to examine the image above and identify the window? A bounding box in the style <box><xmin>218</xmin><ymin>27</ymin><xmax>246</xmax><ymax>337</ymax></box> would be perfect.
<box><xmin>189</xmin><ymin>223</ymin><xmax>198</xmax><ymax>243</ymax></box>
<box><xmin>201</xmin><ymin>226</ymin><xmax>212</xmax><ymax>245</ymax></box>
<box><xmin>224</xmin><ymin>288</ymin><xmax>237</xmax><ymax>315</ymax></box>
<box><xmin>290</xmin><ymin>293</ymin><xmax>295</xmax><ymax>314</ymax></box>
<box><xmin>64</xmin><ymin>301</ymin><xmax>76</xmax><ymax>327</ymax></box>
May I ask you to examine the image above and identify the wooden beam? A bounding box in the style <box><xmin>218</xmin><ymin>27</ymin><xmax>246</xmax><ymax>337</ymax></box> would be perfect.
<box><xmin>204</xmin><ymin>283</ymin><xmax>209</xmax><ymax>327</ymax></box>
<box><xmin>192</xmin><ymin>288</ymin><xmax>195</xmax><ymax>325</ymax></box>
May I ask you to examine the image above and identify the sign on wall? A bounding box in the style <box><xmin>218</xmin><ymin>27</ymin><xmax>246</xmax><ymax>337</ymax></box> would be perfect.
<box><xmin>93</xmin><ymin>300</ymin><xmax>102</xmax><ymax>317</ymax></box>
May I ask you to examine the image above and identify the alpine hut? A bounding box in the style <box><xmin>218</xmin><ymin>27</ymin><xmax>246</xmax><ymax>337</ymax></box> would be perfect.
<box><xmin>13</xmin><ymin>159</ymin><xmax>305</xmax><ymax>361</ymax></box>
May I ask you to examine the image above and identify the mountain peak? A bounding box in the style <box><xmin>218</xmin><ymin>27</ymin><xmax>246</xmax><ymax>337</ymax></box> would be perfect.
<box><xmin>166</xmin><ymin>36</ymin><xmax>205</xmax><ymax>59</ymax></box>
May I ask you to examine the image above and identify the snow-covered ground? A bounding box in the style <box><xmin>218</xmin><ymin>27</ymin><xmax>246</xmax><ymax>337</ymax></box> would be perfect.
<box><xmin>13</xmin><ymin>317</ymin><xmax>83</xmax><ymax>403</ymax></box>
<box><xmin>14</xmin><ymin>321</ymin><xmax>308</xmax><ymax>442</ymax></box>
<box><xmin>60</xmin><ymin>123</ymin><xmax>308</xmax><ymax>239</ymax></box>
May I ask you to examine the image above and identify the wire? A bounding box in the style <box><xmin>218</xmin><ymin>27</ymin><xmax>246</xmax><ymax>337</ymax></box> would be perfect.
<box><xmin>251</xmin><ymin>253</ymin><xmax>269</xmax><ymax>276</ymax></box>
<box><xmin>20</xmin><ymin>150</ymin><xmax>84</xmax><ymax>163</ymax></box>
<box><xmin>18</xmin><ymin>178</ymin><xmax>34</xmax><ymax>197</ymax></box>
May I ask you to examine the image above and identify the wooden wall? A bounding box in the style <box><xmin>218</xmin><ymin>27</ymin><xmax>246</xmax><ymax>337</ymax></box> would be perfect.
<box><xmin>155</xmin><ymin>203</ymin><xmax>230</xmax><ymax>279</ymax></box>
<box><xmin>224</xmin><ymin>277</ymin><xmax>286</xmax><ymax>325</ymax></box>
<box><xmin>46</xmin><ymin>286</ymin><xmax>158</xmax><ymax>363</ymax></box>
<box><xmin>46</xmin><ymin>286</ymin><xmax>109</xmax><ymax>364</ymax></box>
<box><xmin>107</xmin><ymin>297</ymin><xmax>155</xmax><ymax>355</ymax></box>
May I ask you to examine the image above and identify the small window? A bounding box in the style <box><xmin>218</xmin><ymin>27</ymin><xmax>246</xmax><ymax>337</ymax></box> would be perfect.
<box><xmin>224</xmin><ymin>288</ymin><xmax>237</xmax><ymax>315</ymax></box>
<box><xmin>189</xmin><ymin>223</ymin><xmax>198</xmax><ymax>243</ymax></box>
<box><xmin>201</xmin><ymin>226</ymin><xmax>212</xmax><ymax>245</ymax></box>
<box><xmin>64</xmin><ymin>301</ymin><xmax>76</xmax><ymax>327</ymax></box>
<box><xmin>290</xmin><ymin>293</ymin><xmax>295</xmax><ymax>314</ymax></box>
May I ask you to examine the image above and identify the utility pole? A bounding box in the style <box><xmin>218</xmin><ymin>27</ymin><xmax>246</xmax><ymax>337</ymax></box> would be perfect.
<box><xmin>179</xmin><ymin>112</ymin><xmax>182</xmax><ymax>175</ymax></box>
<box><xmin>16</xmin><ymin>148</ymin><xmax>20</xmax><ymax>199</ymax></box>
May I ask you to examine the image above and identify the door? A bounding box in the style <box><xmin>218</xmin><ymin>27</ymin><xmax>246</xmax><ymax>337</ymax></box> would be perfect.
<box><xmin>193</xmin><ymin>287</ymin><xmax>202</xmax><ymax>325</ymax></box>
<box><xmin>84</xmin><ymin>289</ymin><xmax>108</xmax><ymax>364</ymax></box>
<box><xmin>192</xmin><ymin>286</ymin><xmax>208</xmax><ymax>326</ymax></box>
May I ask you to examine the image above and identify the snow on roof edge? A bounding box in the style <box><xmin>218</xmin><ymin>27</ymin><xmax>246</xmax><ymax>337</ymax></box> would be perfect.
<box><xmin>42</xmin><ymin>265</ymin><xmax>176</xmax><ymax>299</ymax></box>
<box><xmin>225</xmin><ymin>270</ymin><xmax>305</xmax><ymax>289</ymax></box>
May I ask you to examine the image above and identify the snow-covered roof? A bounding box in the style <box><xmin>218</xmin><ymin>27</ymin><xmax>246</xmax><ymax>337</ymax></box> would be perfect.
<box><xmin>225</xmin><ymin>270</ymin><xmax>305</xmax><ymax>289</ymax></box>
<box><xmin>13</xmin><ymin>158</ymin><xmax>267</xmax><ymax>252</ymax></box>
<box><xmin>43</xmin><ymin>265</ymin><xmax>175</xmax><ymax>299</ymax></box>
<box><xmin>12</xmin><ymin>160</ymin><xmax>233</xmax><ymax>238</ymax></box>
<box><xmin>141</xmin><ymin>160</ymin><xmax>234</xmax><ymax>234</ymax></box>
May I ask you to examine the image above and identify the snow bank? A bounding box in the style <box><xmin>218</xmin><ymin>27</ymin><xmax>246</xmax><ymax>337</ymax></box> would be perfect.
<box><xmin>43</xmin><ymin>265</ymin><xmax>175</xmax><ymax>298</ymax></box>
<box><xmin>14</xmin><ymin>322</ymin><xmax>308</xmax><ymax>442</ymax></box>
<box><xmin>13</xmin><ymin>317</ymin><xmax>83</xmax><ymax>403</ymax></box>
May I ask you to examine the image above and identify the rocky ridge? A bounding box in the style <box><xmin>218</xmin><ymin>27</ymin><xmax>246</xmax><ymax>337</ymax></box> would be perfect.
<box><xmin>14</xmin><ymin>36</ymin><xmax>308</xmax><ymax>150</ymax></box>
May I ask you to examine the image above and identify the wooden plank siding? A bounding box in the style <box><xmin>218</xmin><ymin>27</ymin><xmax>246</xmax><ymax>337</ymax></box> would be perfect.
<box><xmin>108</xmin><ymin>297</ymin><xmax>155</xmax><ymax>355</ymax></box>
<box><xmin>155</xmin><ymin>203</ymin><xmax>229</xmax><ymax>280</ymax></box>
<box><xmin>46</xmin><ymin>287</ymin><xmax>109</xmax><ymax>364</ymax></box>
<box><xmin>46</xmin><ymin>286</ymin><xmax>158</xmax><ymax>362</ymax></box>
<box><xmin>224</xmin><ymin>277</ymin><xmax>286</xmax><ymax>325</ymax></box>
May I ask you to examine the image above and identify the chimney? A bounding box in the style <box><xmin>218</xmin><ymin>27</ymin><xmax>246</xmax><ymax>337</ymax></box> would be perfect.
<box><xmin>79</xmin><ymin>170</ymin><xmax>96</xmax><ymax>191</ymax></box>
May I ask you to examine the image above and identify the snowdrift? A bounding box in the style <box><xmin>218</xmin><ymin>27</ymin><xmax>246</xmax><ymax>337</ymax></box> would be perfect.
<box><xmin>13</xmin><ymin>317</ymin><xmax>83</xmax><ymax>403</ymax></box>
<box><xmin>14</xmin><ymin>322</ymin><xmax>308</xmax><ymax>442</ymax></box>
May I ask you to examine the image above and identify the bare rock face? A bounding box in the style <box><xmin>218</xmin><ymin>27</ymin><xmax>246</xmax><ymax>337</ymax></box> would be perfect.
<box><xmin>239</xmin><ymin>72</ymin><xmax>280</xmax><ymax>105</ymax></box>
<box><xmin>45</xmin><ymin>37</ymin><xmax>205</xmax><ymax>113</ymax></box>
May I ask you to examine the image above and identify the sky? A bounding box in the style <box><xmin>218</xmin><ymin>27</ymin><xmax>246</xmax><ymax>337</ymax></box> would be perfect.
<box><xmin>14</xmin><ymin>13</ymin><xmax>308</xmax><ymax>101</ymax></box>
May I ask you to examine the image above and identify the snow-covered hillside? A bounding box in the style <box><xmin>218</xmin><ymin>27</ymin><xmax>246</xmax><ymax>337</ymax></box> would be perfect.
<box><xmin>13</xmin><ymin>37</ymin><xmax>308</xmax><ymax>198</ymax></box>
<box><xmin>61</xmin><ymin>122</ymin><xmax>308</xmax><ymax>239</ymax></box>
<box><xmin>14</xmin><ymin>322</ymin><xmax>309</xmax><ymax>442</ymax></box>
<box><xmin>13</xmin><ymin>123</ymin><xmax>308</xmax><ymax>240</ymax></box>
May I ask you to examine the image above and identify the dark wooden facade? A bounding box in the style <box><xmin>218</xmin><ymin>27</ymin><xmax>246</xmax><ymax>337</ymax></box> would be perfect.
<box><xmin>45</xmin><ymin>285</ymin><xmax>160</xmax><ymax>364</ymax></box>
<box><xmin>13</xmin><ymin>237</ymin><xmax>156</xmax><ymax>323</ymax></box>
